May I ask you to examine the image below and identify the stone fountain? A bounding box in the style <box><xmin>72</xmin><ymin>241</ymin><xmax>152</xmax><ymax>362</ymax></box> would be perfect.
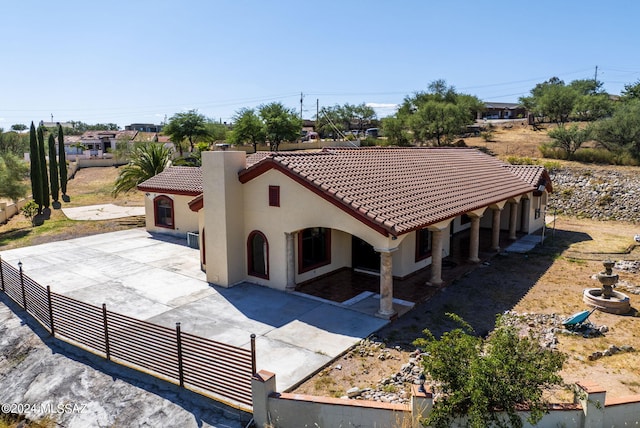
<box><xmin>583</xmin><ymin>260</ymin><xmax>631</xmax><ymax>314</ymax></box>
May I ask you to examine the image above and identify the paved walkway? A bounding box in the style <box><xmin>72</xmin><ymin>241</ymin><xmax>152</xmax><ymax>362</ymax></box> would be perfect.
<box><xmin>0</xmin><ymin>229</ymin><xmax>388</xmax><ymax>393</ymax></box>
<box><xmin>62</xmin><ymin>204</ymin><xmax>145</xmax><ymax>220</ymax></box>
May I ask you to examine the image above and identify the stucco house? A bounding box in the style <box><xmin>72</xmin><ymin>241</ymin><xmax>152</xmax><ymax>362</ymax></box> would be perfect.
<box><xmin>138</xmin><ymin>147</ymin><xmax>552</xmax><ymax>319</ymax></box>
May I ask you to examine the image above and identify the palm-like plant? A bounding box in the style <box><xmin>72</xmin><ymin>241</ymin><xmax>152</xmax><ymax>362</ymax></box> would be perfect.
<box><xmin>113</xmin><ymin>143</ymin><xmax>172</xmax><ymax>196</ymax></box>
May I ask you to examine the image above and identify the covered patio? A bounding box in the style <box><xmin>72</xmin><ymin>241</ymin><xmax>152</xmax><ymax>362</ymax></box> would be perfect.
<box><xmin>295</xmin><ymin>228</ymin><xmax>527</xmax><ymax>308</ymax></box>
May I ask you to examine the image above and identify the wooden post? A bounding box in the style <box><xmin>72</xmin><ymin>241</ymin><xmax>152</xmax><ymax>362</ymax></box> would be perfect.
<box><xmin>102</xmin><ymin>304</ymin><xmax>110</xmax><ymax>360</ymax></box>
<box><xmin>47</xmin><ymin>286</ymin><xmax>55</xmax><ymax>336</ymax></box>
<box><xmin>176</xmin><ymin>322</ymin><xmax>184</xmax><ymax>387</ymax></box>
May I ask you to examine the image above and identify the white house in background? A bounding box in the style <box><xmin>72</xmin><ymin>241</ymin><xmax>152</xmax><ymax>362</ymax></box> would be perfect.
<box><xmin>138</xmin><ymin>147</ymin><xmax>552</xmax><ymax>319</ymax></box>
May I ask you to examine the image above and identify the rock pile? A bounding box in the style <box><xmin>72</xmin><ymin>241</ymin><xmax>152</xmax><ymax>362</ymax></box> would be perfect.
<box><xmin>549</xmin><ymin>167</ymin><xmax>640</xmax><ymax>222</ymax></box>
<box><xmin>344</xmin><ymin>309</ymin><xmax>637</xmax><ymax>405</ymax></box>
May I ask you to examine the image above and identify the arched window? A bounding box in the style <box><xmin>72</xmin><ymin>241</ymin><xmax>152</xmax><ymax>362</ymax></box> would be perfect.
<box><xmin>247</xmin><ymin>231</ymin><xmax>269</xmax><ymax>279</ymax></box>
<box><xmin>154</xmin><ymin>196</ymin><xmax>174</xmax><ymax>229</ymax></box>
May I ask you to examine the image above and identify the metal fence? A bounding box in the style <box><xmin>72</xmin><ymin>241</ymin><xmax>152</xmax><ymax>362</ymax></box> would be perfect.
<box><xmin>0</xmin><ymin>256</ymin><xmax>255</xmax><ymax>408</ymax></box>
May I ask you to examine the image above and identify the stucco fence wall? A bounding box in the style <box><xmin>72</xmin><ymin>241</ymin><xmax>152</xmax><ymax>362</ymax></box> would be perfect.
<box><xmin>0</xmin><ymin>198</ymin><xmax>31</xmax><ymax>224</ymax></box>
<box><xmin>252</xmin><ymin>371</ymin><xmax>640</xmax><ymax>428</ymax></box>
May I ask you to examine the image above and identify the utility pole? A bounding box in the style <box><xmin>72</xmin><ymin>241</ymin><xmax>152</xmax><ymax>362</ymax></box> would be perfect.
<box><xmin>300</xmin><ymin>92</ymin><xmax>304</xmax><ymax>119</ymax></box>
<box><xmin>316</xmin><ymin>99</ymin><xmax>319</xmax><ymax>129</ymax></box>
<box><xmin>594</xmin><ymin>65</ymin><xmax>598</xmax><ymax>83</ymax></box>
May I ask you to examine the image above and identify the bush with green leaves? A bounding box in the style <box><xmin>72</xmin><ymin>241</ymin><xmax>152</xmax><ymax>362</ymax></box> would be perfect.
<box><xmin>413</xmin><ymin>314</ymin><xmax>566</xmax><ymax>428</ymax></box>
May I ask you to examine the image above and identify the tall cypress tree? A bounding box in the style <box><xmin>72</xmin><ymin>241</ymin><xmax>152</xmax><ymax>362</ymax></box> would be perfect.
<box><xmin>29</xmin><ymin>122</ymin><xmax>43</xmax><ymax>213</ymax></box>
<box><xmin>37</xmin><ymin>125</ymin><xmax>50</xmax><ymax>209</ymax></box>
<box><xmin>48</xmin><ymin>133</ymin><xmax>60</xmax><ymax>204</ymax></box>
<box><xmin>58</xmin><ymin>123</ymin><xmax>67</xmax><ymax>197</ymax></box>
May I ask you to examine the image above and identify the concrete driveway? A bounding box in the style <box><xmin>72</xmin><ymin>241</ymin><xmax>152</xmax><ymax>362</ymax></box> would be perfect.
<box><xmin>0</xmin><ymin>229</ymin><xmax>388</xmax><ymax>392</ymax></box>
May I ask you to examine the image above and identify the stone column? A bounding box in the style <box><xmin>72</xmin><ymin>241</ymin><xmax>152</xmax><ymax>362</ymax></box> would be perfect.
<box><xmin>468</xmin><ymin>215</ymin><xmax>481</xmax><ymax>263</ymax></box>
<box><xmin>285</xmin><ymin>232</ymin><xmax>296</xmax><ymax>291</ymax></box>
<box><xmin>429</xmin><ymin>229</ymin><xmax>445</xmax><ymax>285</ymax></box>
<box><xmin>508</xmin><ymin>201</ymin><xmax>519</xmax><ymax>240</ymax></box>
<box><xmin>376</xmin><ymin>250</ymin><xmax>396</xmax><ymax>319</ymax></box>
<box><xmin>491</xmin><ymin>207</ymin><xmax>502</xmax><ymax>251</ymax></box>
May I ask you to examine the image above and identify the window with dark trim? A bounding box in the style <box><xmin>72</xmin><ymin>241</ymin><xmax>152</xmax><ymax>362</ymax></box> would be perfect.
<box><xmin>460</xmin><ymin>214</ymin><xmax>471</xmax><ymax>225</ymax></box>
<box><xmin>247</xmin><ymin>231</ymin><xmax>269</xmax><ymax>279</ymax></box>
<box><xmin>415</xmin><ymin>228</ymin><xmax>432</xmax><ymax>261</ymax></box>
<box><xmin>298</xmin><ymin>227</ymin><xmax>331</xmax><ymax>273</ymax></box>
<box><xmin>268</xmin><ymin>185</ymin><xmax>280</xmax><ymax>207</ymax></box>
<box><xmin>154</xmin><ymin>196</ymin><xmax>174</xmax><ymax>229</ymax></box>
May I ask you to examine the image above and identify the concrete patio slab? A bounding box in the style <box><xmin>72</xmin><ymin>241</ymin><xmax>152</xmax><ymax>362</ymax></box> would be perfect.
<box><xmin>0</xmin><ymin>228</ymin><xmax>389</xmax><ymax>393</ymax></box>
<box><xmin>62</xmin><ymin>204</ymin><xmax>145</xmax><ymax>220</ymax></box>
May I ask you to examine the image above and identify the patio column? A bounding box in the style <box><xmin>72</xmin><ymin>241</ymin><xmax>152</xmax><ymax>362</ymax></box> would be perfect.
<box><xmin>508</xmin><ymin>201</ymin><xmax>519</xmax><ymax>240</ymax></box>
<box><xmin>376</xmin><ymin>249</ymin><xmax>397</xmax><ymax>319</ymax></box>
<box><xmin>491</xmin><ymin>207</ymin><xmax>502</xmax><ymax>251</ymax></box>
<box><xmin>468</xmin><ymin>214</ymin><xmax>482</xmax><ymax>263</ymax></box>
<box><xmin>428</xmin><ymin>228</ymin><xmax>445</xmax><ymax>286</ymax></box>
<box><xmin>285</xmin><ymin>232</ymin><xmax>296</xmax><ymax>291</ymax></box>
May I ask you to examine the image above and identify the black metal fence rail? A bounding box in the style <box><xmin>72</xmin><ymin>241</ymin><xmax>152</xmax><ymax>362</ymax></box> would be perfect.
<box><xmin>0</xmin><ymin>255</ymin><xmax>255</xmax><ymax>408</ymax></box>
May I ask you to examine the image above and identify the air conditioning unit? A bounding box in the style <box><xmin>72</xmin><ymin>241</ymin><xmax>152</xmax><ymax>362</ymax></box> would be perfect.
<box><xmin>186</xmin><ymin>232</ymin><xmax>200</xmax><ymax>249</ymax></box>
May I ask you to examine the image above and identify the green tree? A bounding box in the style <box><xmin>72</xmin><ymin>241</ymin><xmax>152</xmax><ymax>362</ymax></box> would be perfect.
<box><xmin>29</xmin><ymin>122</ymin><xmax>43</xmax><ymax>213</ymax></box>
<box><xmin>394</xmin><ymin>80</ymin><xmax>482</xmax><ymax>145</ymax></box>
<box><xmin>548</xmin><ymin>124</ymin><xmax>592</xmax><ymax>159</ymax></box>
<box><xmin>229</xmin><ymin>108</ymin><xmax>266</xmax><ymax>152</ymax></box>
<box><xmin>316</xmin><ymin>105</ymin><xmax>347</xmax><ymax>139</ymax></box>
<box><xmin>205</xmin><ymin>121</ymin><xmax>229</xmax><ymax>142</ymax></box>
<box><xmin>414</xmin><ymin>314</ymin><xmax>565</xmax><ymax>428</ymax></box>
<box><xmin>0</xmin><ymin>129</ymin><xmax>28</xmax><ymax>155</ymax></box>
<box><xmin>10</xmin><ymin>124</ymin><xmax>28</xmax><ymax>132</ymax></box>
<box><xmin>621</xmin><ymin>79</ymin><xmax>640</xmax><ymax>101</ymax></box>
<box><xmin>57</xmin><ymin>124</ymin><xmax>68</xmax><ymax>198</ymax></box>
<box><xmin>572</xmin><ymin>93</ymin><xmax>614</xmax><ymax>121</ymax></box>
<box><xmin>259</xmin><ymin>102</ymin><xmax>302</xmax><ymax>151</ymax></box>
<box><xmin>538</xmin><ymin>84</ymin><xmax>578</xmax><ymax>125</ymax></box>
<box><xmin>381</xmin><ymin>116</ymin><xmax>410</xmax><ymax>146</ymax></box>
<box><xmin>37</xmin><ymin>125</ymin><xmax>50</xmax><ymax>209</ymax></box>
<box><xmin>0</xmin><ymin>152</ymin><xmax>29</xmax><ymax>201</ymax></box>
<box><xmin>594</xmin><ymin>99</ymin><xmax>640</xmax><ymax>159</ymax></box>
<box><xmin>21</xmin><ymin>200</ymin><xmax>39</xmax><ymax>226</ymax></box>
<box><xmin>48</xmin><ymin>133</ymin><xmax>60</xmax><ymax>203</ymax></box>
<box><xmin>112</xmin><ymin>143</ymin><xmax>172</xmax><ymax>196</ymax></box>
<box><xmin>163</xmin><ymin>109</ymin><xmax>212</xmax><ymax>156</ymax></box>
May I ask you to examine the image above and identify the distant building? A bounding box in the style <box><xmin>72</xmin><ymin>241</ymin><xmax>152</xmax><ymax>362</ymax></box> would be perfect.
<box><xmin>480</xmin><ymin>102</ymin><xmax>527</xmax><ymax>120</ymax></box>
<box><xmin>125</xmin><ymin>123</ymin><xmax>164</xmax><ymax>133</ymax></box>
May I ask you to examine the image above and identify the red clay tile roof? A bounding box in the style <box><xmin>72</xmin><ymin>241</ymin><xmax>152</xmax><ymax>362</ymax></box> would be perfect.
<box><xmin>508</xmin><ymin>165</ymin><xmax>553</xmax><ymax>193</ymax></box>
<box><xmin>137</xmin><ymin>166</ymin><xmax>202</xmax><ymax>196</ymax></box>
<box><xmin>239</xmin><ymin>147</ymin><xmax>546</xmax><ymax>236</ymax></box>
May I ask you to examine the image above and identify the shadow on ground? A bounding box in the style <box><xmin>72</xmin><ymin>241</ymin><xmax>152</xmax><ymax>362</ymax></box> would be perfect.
<box><xmin>375</xmin><ymin>227</ymin><xmax>593</xmax><ymax>349</ymax></box>
<box><xmin>0</xmin><ymin>293</ymin><xmax>252</xmax><ymax>427</ymax></box>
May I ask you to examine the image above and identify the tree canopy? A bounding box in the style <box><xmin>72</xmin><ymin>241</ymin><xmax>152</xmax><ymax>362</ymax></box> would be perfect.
<box><xmin>594</xmin><ymin>99</ymin><xmax>640</xmax><ymax>159</ymax></box>
<box><xmin>316</xmin><ymin>103</ymin><xmax>377</xmax><ymax>138</ymax></box>
<box><xmin>386</xmin><ymin>80</ymin><xmax>483</xmax><ymax>146</ymax></box>
<box><xmin>228</xmin><ymin>108</ymin><xmax>266</xmax><ymax>152</ymax></box>
<box><xmin>0</xmin><ymin>152</ymin><xmax>29</xmax><ymax>202</ymax></box>
<box><xmin>258</xmin><ymin>102</ymin><xmax>302</xmax><ymax>151</ymax></box>
<box><xmin>162</xmin><ymin>109</ymin><xmax>212</xmax><ymax>155</ymax></box>
<box><xmin>414</xmin><ymin>314</ymin><xmax>565</xmax><ymax>428</ymax></box>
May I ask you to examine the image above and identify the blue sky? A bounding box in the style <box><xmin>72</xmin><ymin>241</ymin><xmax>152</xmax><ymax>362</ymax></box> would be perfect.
<box><xmin>2</xmin><ymin>1</ymin><xmax>640</xmax><ymax>128</ymax></box>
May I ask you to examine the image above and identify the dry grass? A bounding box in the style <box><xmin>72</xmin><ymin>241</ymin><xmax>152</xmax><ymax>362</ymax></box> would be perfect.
<box><xmin>294</xmin><ymin>216</ymin><xmax>640</xmax><ymax>400</ymax></box>
<box><xmin>0</xmin><ymin>167</ymin><xmax>144</xmax><ymax>250</ymax></box>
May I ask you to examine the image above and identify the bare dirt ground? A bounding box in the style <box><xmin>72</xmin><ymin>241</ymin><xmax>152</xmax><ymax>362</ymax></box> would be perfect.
<box><xmin>293</xmin><ymin>217</ymin><xmax>640</xmax><ymax>400</ymax></box>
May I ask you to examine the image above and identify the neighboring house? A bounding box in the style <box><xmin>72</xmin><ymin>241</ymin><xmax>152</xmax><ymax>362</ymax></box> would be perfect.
<box><xmin>138</xmin><ymin>147</ymin><xmax>552</xmax><ymax>319</ymax></box>
<box><xmin>137</xmin><ymin>167</ymin><xmax>202</xmax><ymax>237</ymax></box>
<box><xmin>481</xmin><ymin>102</ymin><xmax>527</xmax><ymax>120</ymax></box>
<box><xmin>125</xmin><ymin>123</ymin><xmax>164</xmax><ymax>132</ymax></box>
<box><xmin>63</xmin><ymin>130</ymin><xmax>167</xmax><ymax>159</ymax></box>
